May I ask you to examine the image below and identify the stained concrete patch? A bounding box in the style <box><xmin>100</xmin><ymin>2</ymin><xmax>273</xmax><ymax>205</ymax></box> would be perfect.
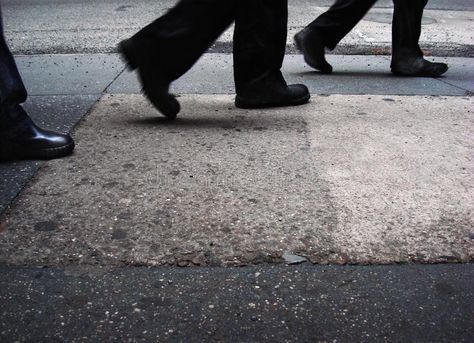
<box><xmin>16</xmin><ymin>54</ymin><xmax>123</xmax><ymax>95</ymax></box>
<box><xmin>0</xmin><ymin>95</ymin><xmax>100</xmax><ymax>215</ymax></box>
<box><xmin>307</xmin><ymin>95</ymin><xmax>474</xmax><ymax>263</ymax></box>
<box><xmin>0</xmin><ymin>95</ymin><xmax>337</xmax><ymax>266</ymax></box>
<box><xmin>0</xmin><ymin>94</ymin><xmax>472</xmax><ymax>266</ymax></box>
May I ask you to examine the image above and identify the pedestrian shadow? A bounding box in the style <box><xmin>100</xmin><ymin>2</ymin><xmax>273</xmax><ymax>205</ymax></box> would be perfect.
<box><xmin>123</xmin><ymin>112</ymin><xmax>305</xmax><ymax>131</ymax></box>
<box><xmin>292</xmin><ymin>70</ymin><xmax>392</xmax><ymax>78</ymax></box>
<box><xmin>292</xmin><ymin>70</ymin><xmax>444</xmax><ymax>79</ymax></box>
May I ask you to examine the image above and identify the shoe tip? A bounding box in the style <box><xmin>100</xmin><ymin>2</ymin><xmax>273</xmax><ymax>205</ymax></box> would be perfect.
<box><xmin>321</xmin><ymin>64</ymin><xmax>333</xmax><ymax>74</ymax></box>
<box><xmin>65</xmin><ymin>134</ymin><xmax>75</xmax><ymax>146</ymax></box>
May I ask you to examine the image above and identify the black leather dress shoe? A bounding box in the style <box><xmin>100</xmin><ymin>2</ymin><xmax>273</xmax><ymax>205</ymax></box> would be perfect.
<box><xmin>294</xmin><ymin>28</ymin><xmax>333</xmax><ymax>74</ymax></box>
<box><xmin>0</xmin><ymin>110</ymin><xmax>74</xmax><ymax>161</ymax></box>
<box><xmin>235</xmin><ymin>72</ymin><xmax>310</xmax><ymax>109</ymax></box>
<box><xmin>391</xmin><ymin>57</ymin><xmax>448</xmax><ymax>77</ymax></box>
<box><xmin>119</xmin><ymin>39</ymin><xmax>180</xmax><ymax>119</ymax></box>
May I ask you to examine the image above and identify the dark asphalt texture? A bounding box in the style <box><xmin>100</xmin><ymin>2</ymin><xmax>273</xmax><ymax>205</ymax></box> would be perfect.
<box><xmin>0</xmin><ymin>264</ymin><xmax>473</xmax><ymax>342</ymax></box>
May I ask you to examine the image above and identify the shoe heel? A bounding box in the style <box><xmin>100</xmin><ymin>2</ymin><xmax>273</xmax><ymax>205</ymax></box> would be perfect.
<box><xmin>294</xmin><ymin>32</ymin><xmax>303</xmax><ymax>52</ymax></box>
<box><xmin>118</xmin><ymin>40</ymin><xmax>138</xmax><ymax>71</ymax></box>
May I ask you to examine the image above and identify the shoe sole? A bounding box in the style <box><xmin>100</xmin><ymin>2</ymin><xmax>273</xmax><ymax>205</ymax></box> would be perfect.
<box><xmin>391</xmin><ymin>64</ymin><xmax>448</xmax><ymax>78</ymax></box>
<box><xmin>391</xmin><ymin>68</ymin><xmax>448</xmax><ymax>77</ymax></box>
<box><xmin>0</xmin><ymin>141</ymin><xmax>75</xmax><ymax>161</ymax></box>
<box><xmin>235</xmin><ymin>92</ymin><xmax>311</xmax><ymax>109</ymax></box>
<box><xmin>118</xmin><ymin>40</ymin><xmax>179</xmax><ymax>119</ymax></box>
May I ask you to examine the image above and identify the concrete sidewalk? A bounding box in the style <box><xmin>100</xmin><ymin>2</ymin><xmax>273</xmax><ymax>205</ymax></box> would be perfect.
<box><xmin>1</xmin><ymin>93</ymin><xmax>473</xmax><ymax>266</ymax></box>
<box><xmin>3</xmin><ymin>0</ymin><xmax>474</xmax><ymax>56</ymax></box>
<box><xmin>1</xmin><ymin>53</ymin><xmax>473</xmax><ymax>267</ymax></box>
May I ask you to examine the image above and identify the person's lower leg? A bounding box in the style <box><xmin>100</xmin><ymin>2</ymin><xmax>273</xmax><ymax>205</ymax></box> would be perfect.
<box><xmin>119</xmin><ymin>0</ymin><xmax>236</xmax><ymax>117</ymax></box>
<box><xmin>295</xmin><ymin>0</ymin><xmax>376</xmax><ymax>72</ymax></box>
<box><xmin>0</xmin><ymin>8</ymin><xmax>28</xmax><ymax>132</ymax></box>
<box><xmin>234</xmin><ymin>0</ymin><xmax>310</xmax><ymax>108</ymax></box>
<box><xmin>391</xmin><ymin>0</ymin><xmax>447</xmax><ymax>76</ymax></box>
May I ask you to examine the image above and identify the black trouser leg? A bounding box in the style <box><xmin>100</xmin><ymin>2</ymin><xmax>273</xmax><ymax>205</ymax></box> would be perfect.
<box><xmin>233</xmin><ymin>0</ymin><xmax>288</xmax><ymax>94</ymax></box>
<box><xmin>132</xmin><ymin>0</ymin><xmax>236</xmax><ymax>82</ymax></box>
<box><xmin>132</xmin><ymin>0</ymin><xmax>288</xmax><ymax>92</ymax></box>
<box><xmin>307</xmin><ymin>0</ymin><xmax>377</xmax><ymax>50</ymax></box>
<box><xmin>0</xmin><ymin>5</ymin><xmax>28</xmax><ymax>131</ymax></box>
<box><xmin>391</xmin><ymin>0</ymin><xmax>428</xmax><ymax>63</ymax></box>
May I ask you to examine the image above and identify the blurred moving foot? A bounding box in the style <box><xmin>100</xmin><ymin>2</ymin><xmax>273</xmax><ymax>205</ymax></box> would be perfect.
<box><xmin>235</xmin><ymin>71</ymin><xmax>310</xmax><ymax>109</ymax></box>
<box><xmin>119</xmin><ymin>38</ymin><xmax>180</xmax><ymax>119</ymax></box>
<box><xmin>391</xmin><ymin>57</ymin><xmax>448</xmax><ymax>77</ymax></box>
<box><xmin>294</xmin><ymin>28</ymin><xmax>333</xmax><ymax>74</ymax></box>
<box><xmin>0</xmin><ymin>105</ymin><xmax>74</xmax><ymax>161</ymax></box>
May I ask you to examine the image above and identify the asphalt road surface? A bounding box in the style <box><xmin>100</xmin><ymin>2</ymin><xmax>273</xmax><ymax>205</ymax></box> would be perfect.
<box><xmin>3</xmin><ymin>0</ymin><xmax>474</xmax><ymax>54</ymax></box>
